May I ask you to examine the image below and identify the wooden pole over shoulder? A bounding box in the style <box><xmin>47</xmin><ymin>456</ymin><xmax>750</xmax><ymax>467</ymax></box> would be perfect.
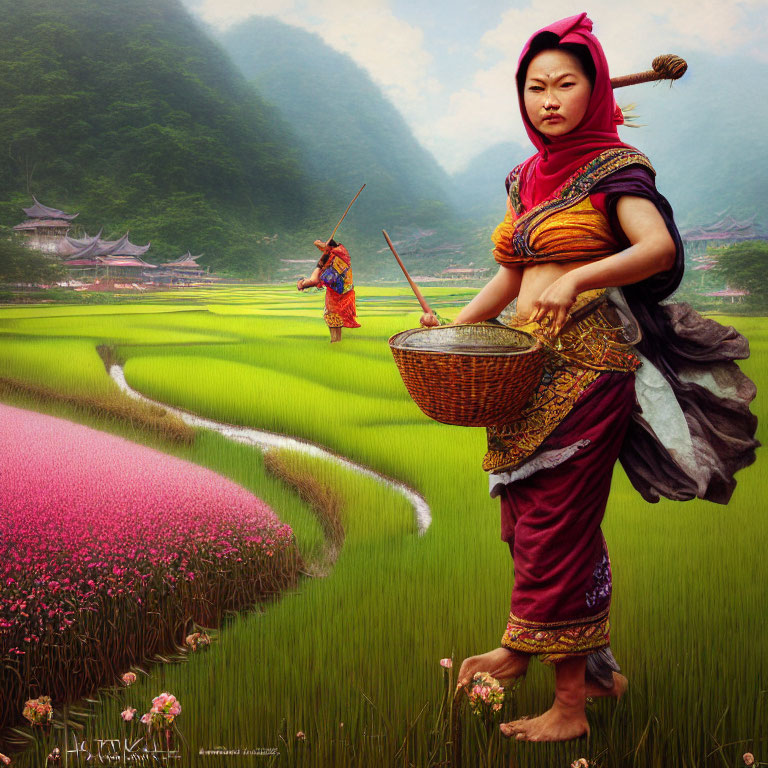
<box><xmin>610</xmin><ymin>54</ymin><xmax>687</xmax><ymax>89</ymax></box>
<box><xmin>382</xmin><ymin>230</ymin><xmax>433</xmax><ymax>315</ymax></box>
<box><xmin>328</xmin><ymin>184</ymin><xmax>366</xmax><ymax>243</ymax></box>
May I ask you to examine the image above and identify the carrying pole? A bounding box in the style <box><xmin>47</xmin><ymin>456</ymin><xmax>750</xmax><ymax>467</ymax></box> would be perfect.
<box><xmin>610</xmin><ymin>54</ymin><xmax>687</xmax><ymax>89</ymax></box>
<box><xmin>328</xmin><ymin>184</ymin><xmax>366</xmax><ymax>243</ymax></box>
<box><xmin>382</xmin><ymin>230</ymin><xmax>433</xmax><ymax>315</ymax></box>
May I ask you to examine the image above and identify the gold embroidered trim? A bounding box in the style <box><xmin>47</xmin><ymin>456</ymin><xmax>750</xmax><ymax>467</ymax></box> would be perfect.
<box><xmin>496</xmin><ymin>148</ymin><xmax>655</xmax><ymax>265</ymax></box>
<box><xmin>483</xmin><ymin>291</ymin><xmax>639</xmax><ymax>473</ymax></box>
<box><xmin>501</xmin><ymin>608</ymin><xmax>610</xmax><ymax>655</ymax></box>
<box><xmin>483</xmin><ymin>364</ymin><xmax>600</xmax><ymax>472</ymax></box>
<box><xmin>537</xmin><ymin>302</ymin><xmax>641</xmax><ymax>373</ymax></box>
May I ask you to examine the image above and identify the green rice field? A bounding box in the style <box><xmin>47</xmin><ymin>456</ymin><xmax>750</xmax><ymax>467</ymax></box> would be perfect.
<box><xmin>0</xmin><ymin>285</ymin><xmax>765</xmax><ymax>767</ymax></box>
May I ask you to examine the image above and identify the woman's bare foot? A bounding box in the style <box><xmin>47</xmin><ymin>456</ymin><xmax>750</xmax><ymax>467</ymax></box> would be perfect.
<box><xmin>500</xmin><ymin>655</ymin><xmax>589</xmax><ymax>742</ymax></box>
<box><xmin>500</xmin><ymin>700</ymin><xmax>589</xmax><ymax>742</ymax></box>
<box><xmin>457</xmin><ymin>647</ymin><xmax>529</xmax><ymax>688</ymax></box>
<box><xmin>585</xmin><ymin>671</ymin><xmax>628</xmax><ymax>700</ymax></box>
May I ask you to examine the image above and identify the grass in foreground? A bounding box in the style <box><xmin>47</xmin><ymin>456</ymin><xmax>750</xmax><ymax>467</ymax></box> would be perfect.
<box><xmin>0</xmin><ymin>289</ymin><xmax>765</xmax><ymax>767</ymax></box>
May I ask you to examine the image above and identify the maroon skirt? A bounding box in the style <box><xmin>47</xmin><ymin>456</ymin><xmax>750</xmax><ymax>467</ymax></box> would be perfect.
<box><xmin>498</xmin><ymin>371</ymin><xmax>636</xmax><ymax>663</ymax></box>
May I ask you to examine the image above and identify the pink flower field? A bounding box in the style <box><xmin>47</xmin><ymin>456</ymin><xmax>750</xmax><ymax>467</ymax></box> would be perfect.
<box><xmin>0</xmin><ymin>403</ymin><xmax>300</xmax><ymax>732</ymax></box>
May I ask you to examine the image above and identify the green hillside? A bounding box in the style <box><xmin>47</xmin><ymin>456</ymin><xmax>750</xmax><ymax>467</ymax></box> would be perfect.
<box><xmin>0</xmin><ymin>0</ymin><xmax>317</xmax><ymax>274</ymax></box>
<box><xmin>220</xmin><ymin>17</ymin><xmax>456</xmax><ymax>237</ymax></box>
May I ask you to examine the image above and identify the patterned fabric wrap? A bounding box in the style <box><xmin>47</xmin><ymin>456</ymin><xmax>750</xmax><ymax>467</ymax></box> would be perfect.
<box><xmin>319</xmin><ymin>245</ymin><xmax>354</xmax><ymax>295</ymax></box>
<box><xmin>324</xmin><ymin>288</ymin><xmax>360</xmax><ymax>329</ymax></box>
<box><xmin>484</xmin><ymin>290</ymin><xmax>639</xmax><ymax>473</ymax></box>
<box><xmin>492</xmin><ymin>148</ymin><xmax>654</xmax><ymax>266</ymax></box>
<box><xmin>316</xmin><ymin>244</ymin><xmax>360</xmax><ymax>329</ymax></box>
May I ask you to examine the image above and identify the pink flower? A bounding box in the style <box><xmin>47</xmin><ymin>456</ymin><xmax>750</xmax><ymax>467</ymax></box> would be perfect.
<box><xmin>571</xmin><ymin>760</ymin><xmax>590</xmax><ymax>768</ymax></box>
<box><xmin>140</xmin><ymin>713</ymin><xmax>151</xmax><ymax>725</ymax></box>
<box><xmin>0</xmin><ymin>404</ymin><xmax>295</xmax><ymax>723</ymax></box>
<box><xmin>0</xmin><ymin>752</ymin><xmax>11</xmax><ymax>765</ymax></box>
<box><xmin>743</xmin><ymin>755</ymin><xmax>755</xmax><ymax>767</ymax></box>
<box><xmin>151</xmin><ymin>693</ymin><xmax>181</xmax><ymax>717</ymax></box>
<box><xmin>121</xmin><ymin>708</ymin><xmax>137</xmax><ymax>722</ymax></box>
<box><xmin>296</xmin><ymin>732</ymin><xmax>306</xmax><ymax>741</ymax></box>
<box><xmin>466</xmin><ymin>673</ymin><xmax>504</xmax><ymax>717</ymax></box>
<box><xmin>439</xmin><ymin>658</ymin><xmax>453</xmax><ymax>669</ymax></box>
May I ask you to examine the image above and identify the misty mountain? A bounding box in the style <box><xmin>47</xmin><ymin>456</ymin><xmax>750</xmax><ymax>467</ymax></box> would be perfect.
<box><xmin>0</xmin><ymin>0</ymin><xmax>315</xmax><ymax>273</ymax></box>
<box><xmin>612</xmin><ymin>50</ymin><xmax>768</xmax><ymax>231</ymax></box>
<box><xmin>219</xmin><ymin>17</ymin><xmax>456</xmax><ymax>239</ymax></box>
<box><xmin>450</xmin><ymin>140</ymin><xmax>530</xmax><ymax>222</ymax></box>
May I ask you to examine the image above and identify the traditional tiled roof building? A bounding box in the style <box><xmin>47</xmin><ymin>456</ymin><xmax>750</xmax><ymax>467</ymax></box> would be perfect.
<box><xmin>680</xmin><ymin>215</ymin><xmax>765</xmax><ymax>257</ymax></box>
<box><xmin>154</xmin><ymin>252</ymin><xmax>210</xmax><ymax>285</ymax></box>
<box><xmin>61</xmin><ymin>231</ymin><xmax>156</xmax><ymax>279</ymax></box>
<box><xmin>13</xmin><ymin>197</ymin><xmax>79</xmax><ymax>254</ymax></box>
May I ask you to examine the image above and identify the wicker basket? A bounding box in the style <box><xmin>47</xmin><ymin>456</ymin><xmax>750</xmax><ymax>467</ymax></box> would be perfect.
<box><xmin>389</xmin><ymin>323</ymin><xmax>545</xmax><ymax>427</ymax></box>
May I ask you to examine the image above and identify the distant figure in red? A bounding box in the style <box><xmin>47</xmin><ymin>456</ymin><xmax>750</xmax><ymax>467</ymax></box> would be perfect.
<box><xmin>297</xmin><ymin>239</ymin><xmax>360</xmax><ymax>342</ymax></box>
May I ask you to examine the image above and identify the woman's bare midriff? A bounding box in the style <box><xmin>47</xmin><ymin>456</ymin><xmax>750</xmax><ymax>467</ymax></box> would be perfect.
<box><xmin>516</xmin><ymin>259</ymin><xmax>598</xmax><ymax>319</ymax></box>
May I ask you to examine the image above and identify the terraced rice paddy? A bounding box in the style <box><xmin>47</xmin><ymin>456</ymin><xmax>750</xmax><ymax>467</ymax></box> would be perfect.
<box><xmin>0</xmin><ymin>285</ymin><xmax>765</xmax><ymax>767</ymax></box>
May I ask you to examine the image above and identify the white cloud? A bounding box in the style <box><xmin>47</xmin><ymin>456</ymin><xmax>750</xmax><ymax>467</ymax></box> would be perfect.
<box><xmin>429</xmin><ymin>0</ymin><xmax>768</xmax><ymax>171</ymax></box>
<box><xmin>192</xmin><ymin>0</ymin><xmax>442</xmax><ymax>111</ymax></box>
<box><xmin>188</xmin><ymin>0</ymin><xmax>768</xmax><ymax>173</ymax></box>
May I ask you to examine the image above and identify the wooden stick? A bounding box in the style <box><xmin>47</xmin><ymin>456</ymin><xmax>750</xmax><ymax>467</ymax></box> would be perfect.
<box><xmin>328</xmin><ymin>184</ymin><xmax>366</xmax><ymax>243</ymax></box>
<box><xmin>610</xmin><ymin>54</ymin><xmax>687</xmax><ymax>89</ymax></box>
<box><xmin>381</xmin><ymin>230</ymin><xmax>433</xmax><ymax>315</ymax></box>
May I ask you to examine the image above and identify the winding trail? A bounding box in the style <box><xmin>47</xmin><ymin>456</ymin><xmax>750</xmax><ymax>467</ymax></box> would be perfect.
<box><xmin>110</xmin><ymin>365</ymin><xmax>431</xmax><ymax>534</ymax></box>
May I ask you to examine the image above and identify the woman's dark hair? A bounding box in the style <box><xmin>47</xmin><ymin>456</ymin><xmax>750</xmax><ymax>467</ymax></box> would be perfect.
<box><xmin>516</xmin><ymin>32</ymin><xmax>596</xmax><ymax>95</ymax></box>
<box><xmin>327</xmin><ymin>238</ymin><xmax>339</xmax><ymax>248</ymax></box>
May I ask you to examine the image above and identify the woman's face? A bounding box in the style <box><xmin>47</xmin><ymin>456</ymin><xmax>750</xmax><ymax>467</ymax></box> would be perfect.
<box><xmin>523</xmin><ymin>48</ymin><xmax>592</xmax><ymax>138</ymax></box>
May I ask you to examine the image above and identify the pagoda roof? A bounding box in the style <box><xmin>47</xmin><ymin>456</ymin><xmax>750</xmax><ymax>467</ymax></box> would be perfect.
<box><xmin>100</xmin><ymin>256</ymin><xmax>157</xmax><ymax>268</ymax></box>
<box><xmin>681</xmin><ymin>215</ymin><xmax>761</xmax><ymax>241</ymax></box>
<box><xmin>57</xmin><ymin>229</ymin><xmax>103</xmax><ymax>257</ymax></box>
<box><xmin>164</xmin><ymin>251</ymin><xmax>203</xmax><ymax>267</ymax></box>
<box><xmin>22</xmin><ymin>196</ymin><xmax>78</xmax><ymax>221</ymax></box>
<box><xmin>13</xmin><ymin>219</ymin><xmax>73</xmax><ymax>231</ymax></box>
<box><xmin>58</xmin><ymin>231</ymin><xmax>151</xmax><ymax>259</ymax></box>
<box><xmin>65</xmin><ymin>254</ymin><xmax>157</xmax><ymax>268</ymax></box>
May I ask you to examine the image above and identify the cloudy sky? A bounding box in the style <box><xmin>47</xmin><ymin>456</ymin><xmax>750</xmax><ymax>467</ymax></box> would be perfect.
<box><xmin>184</xmin><ymin>0</ymin><xmax>768</xmax><ymax>173</ymax></box>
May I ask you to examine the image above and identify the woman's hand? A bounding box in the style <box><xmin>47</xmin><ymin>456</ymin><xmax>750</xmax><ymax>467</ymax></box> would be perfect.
<box><xmin>297</xmin><ymin>278</ymin><xmax>305</xmax><ymax>292</ymax></box>
<box><xmin>419</xmin><ymin>312</ymin><xmax>441</xmax><ymax>328</ymax></box>
<box><xmin>529</xmin><ymin>272</ymin><xmax>578</xmax><ymax>336</ymax></box>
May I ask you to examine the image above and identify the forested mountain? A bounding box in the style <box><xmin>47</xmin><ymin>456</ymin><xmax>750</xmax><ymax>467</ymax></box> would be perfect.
<box><xmin>450</xmin><ymin>141</ymin><xmax>530</xmax><ymax>223</ymax></box>
<box><xmin>2</xmin><ymin>1</ymin><xmax>764</xmax><ymax>279</ymax></box>
<box><xmin>219</xmin><ymin>18</ymin><xmax>456</xmax><ymax>240</ymax></box>
<box><xmin>0</xmin><ymin>0</ymin><xmax>317</xmax><ymax>273</ymax></box>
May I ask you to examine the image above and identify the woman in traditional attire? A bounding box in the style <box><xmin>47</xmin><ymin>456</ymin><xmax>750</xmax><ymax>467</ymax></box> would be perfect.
<box><xmin>298</xmin><ymin>238</ymin><xmax>361</xmax><ymax>342</ymax></box>
<box><xmin>421</xmin><ymin>13</ymin><xmax>757</xmax><ymax>742</ymax></box>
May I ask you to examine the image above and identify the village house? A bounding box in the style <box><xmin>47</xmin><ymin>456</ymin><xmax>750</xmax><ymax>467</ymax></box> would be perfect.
<box><xmin>12</xmin><ymin>198</ymin><xmax>78</xmax><ymax>254</ymax></box>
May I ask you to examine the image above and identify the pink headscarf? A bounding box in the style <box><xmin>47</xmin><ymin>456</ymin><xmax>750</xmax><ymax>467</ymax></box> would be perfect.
<box><xmin>515</xmin><ymin>13</ymin><xmax>634</xmax><ymax>211</ymax></box>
